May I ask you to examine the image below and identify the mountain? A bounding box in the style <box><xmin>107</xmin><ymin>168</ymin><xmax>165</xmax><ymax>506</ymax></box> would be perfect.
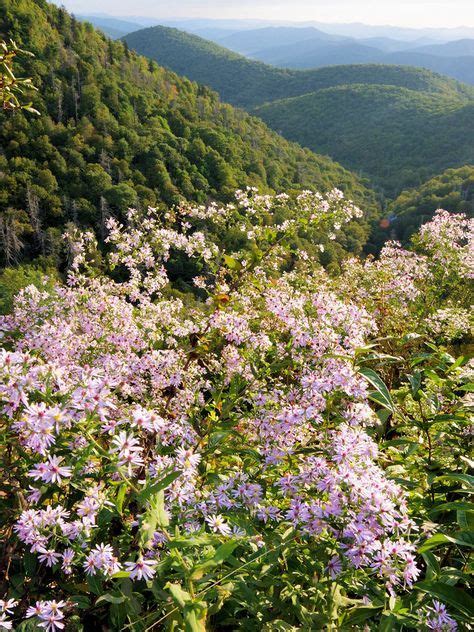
<box><xmin>0</xmin><ymin>0</ymin><xmax>377</xmax><ymax>269</ymax></box>
<box><xmin>409</xmin><ymin>38</ymin><xmax>474</xmax><ymax>57</ymax></box>
<box><xmin>215</xmin><ymin>26</ymin><xmax>346</xmax><ymax>56</ymax></box>
<box><xmin>252</xmin><ymin>40</ymin><xmax>384</xmax><ymax>68</ymax></box>
<box><xmin>306</xmin><ymin>22</ymin><xmax>474</xmax><ymax>43</ymax></box>
<box><xmin>256</xmin><ymin>84</ymin><xmax>474</xmax><ymax>195</ymax></box>
<box><xmin>124</xmin><ymin>25</ymin><xmax>474</xmax><ymax>195</ymax></box>
<box><xmin>77</xmin><ymin>15</ymin><xmax>147</xmax><ymax>39</ymax></box>
<box><xmin>358</xmin><ymin>36</ymin><xmax>437</xmax><ymax>52</ymax></box>
<box><xmin>389</xmin><ymin>165</ymin><xmax>474</xmax><ymax>241</ymax></box>
<box><xmin>211</xmin><ymin>28</ymin><xmax>474</xmax><ymax>85</ymax></box>
<box><xmin>123</xmin><ymin>26</ymin><xmax>474</xmax><ymax>107</ymax></box>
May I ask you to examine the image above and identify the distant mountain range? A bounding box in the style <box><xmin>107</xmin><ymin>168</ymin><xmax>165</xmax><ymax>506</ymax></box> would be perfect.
<box><xmin>80</xmin><ymin>15</ymin><xmax>474</xmax><ymax>87</ymax></box>
<box><xmin>123</xmin><ymin>25</ymin><xmax>474</xmax><ymax>196</ymax></box>
<box><xmin>210</xmin><ymin>26</ymin><xmax>474</xmax><ymax>85</ymax></box>
<box><xmin>79</xmin><ymin>15</ymin><xmax>474</xmax><ymax>43</ymax></box>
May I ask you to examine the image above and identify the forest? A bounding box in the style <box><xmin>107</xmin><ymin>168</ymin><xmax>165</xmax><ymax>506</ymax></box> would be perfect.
<box><xmin>0</xmin><ymin>0</ymin><xmax>378</xmax><ymax>281</ymax></box>
<box><xmin>124</xmin><ymin>25</ymin><xmax>474</xmax><ymax>196</ymax></box>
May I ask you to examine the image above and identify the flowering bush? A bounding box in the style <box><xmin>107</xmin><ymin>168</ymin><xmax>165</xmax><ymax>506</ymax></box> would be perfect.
<box><xmin>0</xmin><ymin>190</ymin><xmax>472</xmax><ymax>630</ymax></box>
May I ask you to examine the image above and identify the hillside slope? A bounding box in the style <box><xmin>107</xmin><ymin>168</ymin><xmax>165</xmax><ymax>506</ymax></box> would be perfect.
<box><xmin>123</xmin><ymin>26</ymin><xmax>474</xmax><ymax>195</ymax></box>
<box><xmin>256</xmin><ymin>84</ymin><xmax>474</xmax><ymax>195</ymax></box>
<box><xmin>388</xmin><ymin>165</ymin><xmax>474</xmax><ymax>241</ymax></box>
<box><xmin>123</xmin><ymin>26</ymin><xmax>474</xmax><ymax>108</ymax></box>
<box><xmin>0</xmin><ymin>0</ymin><xmax>377</xmax><ymax>268</ymax></box>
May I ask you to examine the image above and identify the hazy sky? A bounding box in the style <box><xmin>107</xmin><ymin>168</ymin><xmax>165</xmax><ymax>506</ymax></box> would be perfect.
<box><xmin>52</xmin><ymin>0</ymin><xmax>474</xmax><ymax>28</ymax></box>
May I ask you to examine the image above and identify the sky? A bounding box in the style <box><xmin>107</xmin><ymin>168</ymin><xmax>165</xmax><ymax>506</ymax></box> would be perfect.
<box><xmin>52</xmin><ymin>0</ymin><xmax>474</xmax><ymax>29</ymax></box>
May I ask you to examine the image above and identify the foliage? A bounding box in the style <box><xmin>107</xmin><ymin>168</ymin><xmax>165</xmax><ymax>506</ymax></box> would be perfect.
<box><xmin>255</xmin><ymin>85</ymin><xmax>474</xmax><ymax>197</ymax></box>
<box><xmin>0</xmin><ymin>260</ymin><xmax>58</xmax><ymax>314</ymax></box>
<box><xmin>123</xmin><ymin>26</ymin><xmax>474</xmax><ymax>109</ymax></box>
<box><xmin>0</xmin><ymin>38</ymin><xmax>38</xmax><ymax>113</ymax></box>
<box><xmin>0</xmin><ymin>186</ymin><xmax>472</xmax><ymax>630</ymax></box>
<box><xmin>389</xmin><ymin>166</ymin><xmax>474</xmax><ymax>242</ymax></box>
<box><xmin>0</xmin><ymin>0</ymin><xmax>377</xmax><ymax>271</ymax></box>
<box><xmin>124</xmin><ymin>25</ymin><xmax>474</xmax><ymax>197</ymax></box>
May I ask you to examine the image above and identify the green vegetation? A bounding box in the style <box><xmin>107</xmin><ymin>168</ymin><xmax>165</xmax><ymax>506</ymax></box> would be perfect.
<box><xmin>256</xmin><ymin>84</ymin><xmax>474</xmax><ymax>195</ymax></box>
<box><xmin>124</xmin><ymin>25</ymin><xmax>474</xmax><ymax>197</ymax></box>
<box><xmin>0</xmin><ymin>0</ymin><xmax>378</xmax><ymax>270</ymax></box>
<box><xmin>389</xmin><ymin>165</ymin><xmax>474</xmax><ymax>241</ymax></box>
<box><xmin>124</xmin><ymin>26</ymin><xmax>474</xmax><ymax>109</ymax></box>
<box><xmin>0</xmin><ymin>38</ymin><xmax>38</xmax><ymax>113</ymax></box>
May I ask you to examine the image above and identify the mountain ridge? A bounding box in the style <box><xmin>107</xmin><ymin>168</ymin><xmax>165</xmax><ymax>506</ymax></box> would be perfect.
<box><xmin>123</xmin><ymin>25</ymin><xmax>474</xmax><ymax>195</ymax></box>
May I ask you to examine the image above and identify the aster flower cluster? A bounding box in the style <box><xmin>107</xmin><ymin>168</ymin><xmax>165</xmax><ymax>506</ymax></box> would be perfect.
<box><xmin>420</xmin><ymin>600</ymin><xmax>459</xmax><ymax>631</ymax></box>
<box><xmin>0</xmin><ymin>194</ymin><xmax>468</xmax><ymax>629</ymax></box>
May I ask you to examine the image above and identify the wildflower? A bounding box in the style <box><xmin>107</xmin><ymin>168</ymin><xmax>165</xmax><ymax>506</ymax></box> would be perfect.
<box><xmin>425</xmin><ymin>600</ymin><xmax>458</xmax><ymax>631</ymax></box>
<box><xmin>125</xmin><ymin>557</ymin><xmax>157</xmax><ymax>581</ymax></box>
<box><xmin>38</xmin><ymin>548</ymin><xmax>61</xmax><ymax>567</ymax></box>
<box><xmin>326</xmin><ymin>556</ymin><xmax>343</xmax><ymax>579</ymax></box>
<box><xmin>0</xmin><ymin>601</ymin><xmax>17</xmax><ymax>615</ymax></box>
<box><xmin>61</xmin><ymin>549</ymin><xmax>75</xmax><ymax>574</ymax></box>
<box><xmin>205</xmin><ymin>514</ymin><xmax>231</xmax><ymax>536</ymax></box>
<box><xmin>28</xmin><ymin>456</ymin><xmax>72</xmax><ymax>485</ymax></box>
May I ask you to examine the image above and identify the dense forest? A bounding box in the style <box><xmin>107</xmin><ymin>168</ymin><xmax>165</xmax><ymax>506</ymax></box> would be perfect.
<box><xmin>124</xmin><ymin>26</ymin><xmax>474</xmax><ymax>196</ymax></box>
<box><xmin>256</xmin><ymin>84</ymin><xmax>474</xmax><ymax>195</ymax></box>
<box><xmin>123</xmin><ymin>26</ymin><xmax>474</xmax><ymax>108</ymax></box>
<box><xmin>389</xmin><ymin>165</ymin><xmax>474</xmax><ymax>241</ymax></box>
<box><xmin>0</xmin><ymin>0</ymin><xmax>378</xmax><ymax>274</ymax></box>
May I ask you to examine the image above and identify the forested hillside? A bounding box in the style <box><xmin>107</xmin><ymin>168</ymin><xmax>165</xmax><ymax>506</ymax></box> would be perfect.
<box><xmin>256</xmin><ymin>85</ymin><xmax>474</xmax><ymax>195</ymax></box>
<box><xmin>0</xmin><ymin>0</ymin><xmax>377</xmax><ymax>270</ymax></box>
<box><xmin>389</xmin><ymin>165</ymin><xmax>474</xmax><ymax>241</ymax></box>
<box><xmin>123</xmin><ymin>26</ymin><xmax>474</xmax><ymax>107</ymax></box>
<box><xmin>124</xmin><ymin>25</ymin><xmax>474</xmax><ymax>195</ymax></box>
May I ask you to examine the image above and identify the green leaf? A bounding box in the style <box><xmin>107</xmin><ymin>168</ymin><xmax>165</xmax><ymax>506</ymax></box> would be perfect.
<box><xmin>223</xmin><ymin>255</ymin><xmax>242</xmax><ymax>271</ymax></box>
<box><xmin>435</xmin><ymin>473</ymin><xmax>474</xmax><ymax>487</ymax></box>
<box><xmin>408</xmin><ymin>371</ymin><xmax>422</xmax><ymax>397</ymax></box>
<box><xmin>341</xmin><ymin>605</ymin><xmax>383</xmax><ymax>627</ymax></box>
<box><xmin>137</xmin><ymin>470</ymin><xmax>181</xmax><ymax>505</ymax></box>
<box><xmin>457</xmin><ymin>510</ymin><xmax>474</xmax><ymax>530</ymax></box>
<box><xmin>139</xmin><ymin>490</ymin><xmax>169</xmax><ymax>547</ymax></box>
<box><xmin>167</xmin><ymin>583</ymin><xmax>192</xmax><ymax>608</ymax></box>
<box><xmin>418</xmin><ymin>531</ymin><xmax>474</xmax><ymax>553</ymax></box>
<box><xmin>115</xmin><ymin>483</ymin><xmax>128</xmax><ymax>514</ymax></box>
<box><xmin>378</xmin><ymin>614</ymin><xmax>397</xmax><ymax>631</ymax></box>
<box><xmin>415</xmin><ymin>581</ymin><xmax>474</xmax><ymax>619</ymax></box>
<box><xmin>111</xmin><ymin>571</ymin><xmax>131</xmax><ymax>579</ymax></box>
<box><xmin>422</xmin><ymin>552</ymin><xmax>440</xmax><ymax>579</ymax></box>
<box><xmin>212</xmin><ymin>541</ymin><xmax>239</xmax><ymax>564</ymax></box>
<box><xmin>70</xmin><ymin>595</ymin><xmax>91</xmax><ymax>610</ymax></box>
<box><xmin>183</xmin><ymin>602</ymin><xmax>207</xmax><ymax>632</ymax></box>
<box><xmin>430</xmin><ymin>502</ymin><xmax>474</xmax><ymax>515</ymax></box>
<box><xmin>359</xmin><ymin>367</ymin><xmax>395</xmax><ymax>413</ymax></box>
<box><xmin>87</xmin><ymin>574</ymin><xmax>103</xmax><ymax>595</ymax></box>
<box><xmin>95</xmin><ymin>593</ymin><xmax>127</xmax><ymax>605</ymax></box>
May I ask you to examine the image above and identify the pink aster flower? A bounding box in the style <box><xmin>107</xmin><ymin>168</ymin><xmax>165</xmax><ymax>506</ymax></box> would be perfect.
<box><xmin>326</xmin><ymin>555</ymin><xmax>343</xmax><ymax>579</ymax></box>
<box><xmin>28</xmin><ymin>456</ymin><xmax>72</xmax><ymax>485</ymax></box>
<box><xmin>205</xmin><ymin>514</ymin><xmax>231</xmax><ymax>536</ymax></box>
<box><xmin>38</xmin><ymin>548</ymin><xmax>61</xmax><ymax>567</ymax></box>
<box><xmin>125</xmin><ymin>557</ymin><xmax>157</xmax><ymax>581</ymax></box>
<box><xmin>0</xmin><ymin>613</ymin><xmax>13</xmax><ymax>630</ymax></box>
<box><xmin>0</xmin><ymin>601</ymin><xmax>17</xmax><ymax>615</ymax></box>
